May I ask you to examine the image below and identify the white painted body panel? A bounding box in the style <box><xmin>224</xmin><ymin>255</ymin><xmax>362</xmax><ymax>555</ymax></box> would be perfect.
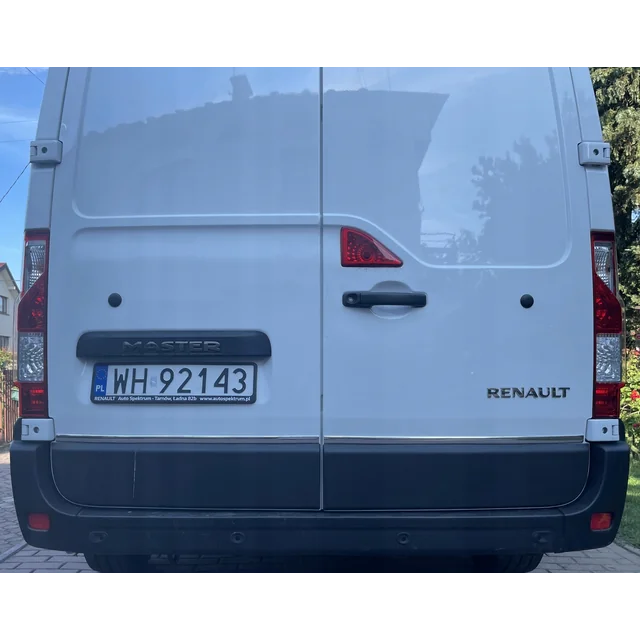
<box><xmin>571</xmin><ymin>67</ymin><xmax>617</xmax><ymax>232</ymax></box>
<box><xmin>322</xmin><ymin>67</ymin><xmax>595</xmax><ymax>440</ymax></box>
<box><xmin>46</xmin><ymin>68</ymin><xmax>322</xmax><ymax>439</ymax></box>
<box><xmin>35</xmin><ymin>67</ymin><xmax>611</xmax><ymax>447</ymax></box>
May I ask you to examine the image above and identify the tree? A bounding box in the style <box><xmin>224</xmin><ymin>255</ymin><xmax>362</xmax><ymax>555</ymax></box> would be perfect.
<box><xmin>590</xmin><ymin>68</ymin><xmax>640</xmax><ymax>331</ymax></box>
<box><xmin>0</xmin><ymin>348</ymin><xmax>12</xmax><ymax>383</ymax></box>
<box><xmin>471</xmin><ymin>136</ymin><xmax>563</xmax><ymax>265</ymax></box>
<box><xmin>0</xmin><ymin>349</ymin><xmax>12</xmax><ymax>371</ymax></box>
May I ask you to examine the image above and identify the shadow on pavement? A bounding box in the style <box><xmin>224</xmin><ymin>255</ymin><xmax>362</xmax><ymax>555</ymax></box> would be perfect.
<box><xmin>151</xmin><ymin>555</ymin><xmax>476</xmax><ymax>572</ymax></box>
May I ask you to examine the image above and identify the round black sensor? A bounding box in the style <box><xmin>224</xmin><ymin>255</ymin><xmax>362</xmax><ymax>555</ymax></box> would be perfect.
<box><xmin>108</xmin><ymin>293</ymin><xmax>122</xmax><ymax>308</ymax></box>
<box><xmin>520</xmin><ymin>294</ymin><xmax>534</xmax><ymax>309</ymax></box>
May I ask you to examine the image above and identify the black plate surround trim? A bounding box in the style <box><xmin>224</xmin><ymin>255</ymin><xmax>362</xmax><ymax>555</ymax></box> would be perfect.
<box><xmin>77</xmin><ymin>330</ymin><xmax>271</xmax><ymax>362</ymax></box>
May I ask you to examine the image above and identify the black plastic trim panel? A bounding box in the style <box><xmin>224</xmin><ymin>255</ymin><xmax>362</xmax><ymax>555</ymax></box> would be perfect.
<box><xmin>9</xmin><ymin>440</ymin><xmax>630</xmax><ymax>556</ymax></box>
<box><xmin>76</xmin><ymin>331</ymin><xmax>272</xmax><ymax>362</ymax></box>
<box><xmin>323</xmin><ymin>442</ymin><xmax>590</xmax><ymax>510</ymax></box>
<box><xmin>50</xmin><ymin>441</ymin><xmax>320</xmax><ymax>510</ymax></box>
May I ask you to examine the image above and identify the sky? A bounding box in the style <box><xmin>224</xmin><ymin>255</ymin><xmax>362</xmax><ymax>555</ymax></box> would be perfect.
<box><xmin>0</xmin><ymin>67</ymin><xmax>47</xmax><ymax>283</ymax></box>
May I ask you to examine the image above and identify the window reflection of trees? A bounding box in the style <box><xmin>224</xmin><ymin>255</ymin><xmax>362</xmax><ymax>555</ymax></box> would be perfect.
<box><xmin>470</xmin><ymin>136</ymin><xmax>566</xmax><ymax>266</ymax></box>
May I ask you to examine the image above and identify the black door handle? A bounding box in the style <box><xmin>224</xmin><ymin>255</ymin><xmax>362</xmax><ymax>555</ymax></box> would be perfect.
<box><xmin>343</xmin><ymin>291</ymin><xmax>427</xmax><ymax>309</ymax></box>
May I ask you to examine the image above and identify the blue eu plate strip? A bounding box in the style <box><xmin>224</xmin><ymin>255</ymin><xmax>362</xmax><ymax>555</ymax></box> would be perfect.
<box><xmin>93</xmin><ymin>364</ymin><xmax>108</xmax><ymax>397</ymax></box>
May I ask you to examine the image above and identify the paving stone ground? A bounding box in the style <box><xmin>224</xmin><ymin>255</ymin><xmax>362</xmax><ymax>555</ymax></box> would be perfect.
<box><xmin>2</xmin><ymin>445</ymin><xmax>640</xmax><ymax>572</ymax></box>
<box><xmin>0</xmin><ymin>446</ymin><xmax>23</xmax><ymax>558</ymax></box>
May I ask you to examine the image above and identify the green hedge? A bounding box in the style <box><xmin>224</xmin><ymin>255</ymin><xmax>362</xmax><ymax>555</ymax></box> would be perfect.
<box><xmin>621</xmin><ymin>350</ymin><xmax>640</xmax><ymax>458</ymax></box>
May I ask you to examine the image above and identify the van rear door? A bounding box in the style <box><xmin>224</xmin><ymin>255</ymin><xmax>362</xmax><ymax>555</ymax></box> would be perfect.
<box><xmin>47</xmin><ymin>68</ymin><xmax>322</xmax><ymax>510</ymax></box>
<box><xmin>321</xmin><ymin>67</ymin><xmax>593</xmax><ymax>510</ymax></box>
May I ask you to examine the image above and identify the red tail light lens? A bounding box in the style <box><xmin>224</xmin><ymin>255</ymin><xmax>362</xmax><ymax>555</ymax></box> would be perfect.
<box><xmin>593</xmin><ymin>384</ymin><xmax>620</xmax><ymax>419</ymax></box>
<box><xmin>20</xmin><ymin>384</ymin><xmax>48</xmax><ymax>418</ymax></box>
<box><xmin>591</xmin><ymin>232</ymin><xmax>624</xmax><ymax>419</ymax></box>
<box><xmin>341</xmin><ymin>227</ymin><xmax>402</xmax><ymax>267</ymax></box>
<box><xmin>17</xmin><ymin>230</ymin><xmax>49</xmax><ymax>419</ymax></box>
<box><xmin>590</xmin><ymin>512</ymin><xmax>613</xmax><ymax>531</ymax></box>
<box><xmin>593</xmin><ymin>273</ymin><xmax>623</xmax><ymax>334</ymax></box>
<box><xmin>17</xmin><ymin>277</ymin><xmax>47</xmax><ymax>331</ymax></box>
<box><xmin>28</xmin><ymin>513</ymin><xmax>50</xmax><ymax>531</ymax></box>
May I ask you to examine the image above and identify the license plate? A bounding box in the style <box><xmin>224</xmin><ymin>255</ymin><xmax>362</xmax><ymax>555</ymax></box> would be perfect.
<box><xmin>91</xmin><ymin>363</ymin><xmax>257</xmax><ymax>404</ymax></box>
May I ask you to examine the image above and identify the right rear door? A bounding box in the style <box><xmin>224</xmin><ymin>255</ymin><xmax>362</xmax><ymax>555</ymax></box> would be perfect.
<box><xmin>321</xmin><ymin>67</ymin><xmax>594</xmax><ymax>510</ymax></box>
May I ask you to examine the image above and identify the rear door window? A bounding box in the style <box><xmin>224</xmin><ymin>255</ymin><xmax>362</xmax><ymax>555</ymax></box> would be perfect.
<box><xmin>74</xmin><ymin>67</ymin><xmax>320</xmax><ymax>217</ymax></box>
<box><xmin>322</xmin><ymin>67</ymin><xmax>569</xmax><ymax>267</ymax></box>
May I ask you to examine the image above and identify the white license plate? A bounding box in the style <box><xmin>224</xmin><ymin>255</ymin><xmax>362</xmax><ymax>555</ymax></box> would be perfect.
<box><xmin>91</xmin><ymin>363</ymin><xmax>256</xmax><ymax>404</ymax></box>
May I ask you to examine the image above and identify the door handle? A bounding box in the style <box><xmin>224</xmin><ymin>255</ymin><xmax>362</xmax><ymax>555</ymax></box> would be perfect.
<box><xmin>342</xmin><ymin>291</ymin><xmax>427</xmax><ymax>309</ymax></box>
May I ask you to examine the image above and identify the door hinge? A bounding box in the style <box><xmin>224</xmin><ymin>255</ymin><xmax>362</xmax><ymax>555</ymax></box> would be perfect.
<box><xmin>578</xmin><ymin>141</ymin><xmax>611</xmax><ymax>167</ymax></box>
<box><xmin>30</xmin><ymin>139</ymin><xmax>62</xmax><ymax>166</ymax></box>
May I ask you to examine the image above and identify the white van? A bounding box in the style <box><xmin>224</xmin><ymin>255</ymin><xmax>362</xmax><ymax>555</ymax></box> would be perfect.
<box><xmin>11</xmin><ymin>67</ymin><xmax>630</xmax><ymax>572</ymax></box>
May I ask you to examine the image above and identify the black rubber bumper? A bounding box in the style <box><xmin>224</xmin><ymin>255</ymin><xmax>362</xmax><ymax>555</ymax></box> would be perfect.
<box><xmin>10</xmin><ymin>438</ymin><xmax>630</xmax><ymax>557</ymax></box>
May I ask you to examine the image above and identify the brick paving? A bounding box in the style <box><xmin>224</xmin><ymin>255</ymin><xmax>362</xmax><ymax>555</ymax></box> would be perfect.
<box><xmin>0</xmin><ymin>447</ymin><xmax>23</xmax><ymax>558</ymax></box>
<box><xmin>2</xmin><ymin>445</ymin><xmax>640</xmax><ymax>572</ymax></box>
<box><xmin>541</xmin><ymin>544</ymin><xmax>640</xmax><ymax>572</ymax></box>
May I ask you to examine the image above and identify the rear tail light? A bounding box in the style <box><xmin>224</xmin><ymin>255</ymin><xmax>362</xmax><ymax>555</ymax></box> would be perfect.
<box><xmin>590</xmin><ymin>512</ymin><xmax>613</xmax><ymax>531</ymax></box>
<box><xmin>592</xmin><ymin>232</ymin><xmax>624</xmax><ymax>419</ymax></box>
<box><xmin>28</xmin><ymin>513</ymin><xmax>50</xmax><ymax>531</ymax></box>
<box><xmin>17</xmin><ymin>230</ymin><xmax>49</xmax><ymax>418</ymax></box>
<box><xmin>341</xmin><ymin>227</ymin><xmax>402</xmax><ymax>267</ymax></box>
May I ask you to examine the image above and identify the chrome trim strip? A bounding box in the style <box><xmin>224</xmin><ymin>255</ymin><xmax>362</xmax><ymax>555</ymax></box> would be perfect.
<box><xmin>54</xmin><ymin>435</ymin><xmax>319</xmax><ymax>445</ymax></box>
<box><xmin>323</xmin><ymin>435</ymin><xmax>585</xmax><ymax>445</ymax></box>
<box><xmin>55</xmin><ymin>435</ymin><xmax>584</xmax><ymax>445</ymax></box>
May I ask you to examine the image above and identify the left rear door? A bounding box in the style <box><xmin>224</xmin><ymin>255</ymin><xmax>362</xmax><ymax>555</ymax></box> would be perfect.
<box><xmin>46</xmin><ymin>67</ymin><xmax>323</xmax><ymax>510</ymax></box>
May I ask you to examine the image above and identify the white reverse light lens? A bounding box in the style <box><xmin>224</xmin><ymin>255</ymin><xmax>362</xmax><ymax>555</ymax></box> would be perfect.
<box><xmin>595</xmin><ymin>334</ymin><xmax>622</xmax><ymax>383</ymax></box>
<box><xmin>594</xmin><ymin>242</ymin><xmax>614</xmax><ymax>291</ymax></box>
<box><xmin>18</xmin><ymin>333</ymin><xmax>45</xmax><ymax>382</ymax></box>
